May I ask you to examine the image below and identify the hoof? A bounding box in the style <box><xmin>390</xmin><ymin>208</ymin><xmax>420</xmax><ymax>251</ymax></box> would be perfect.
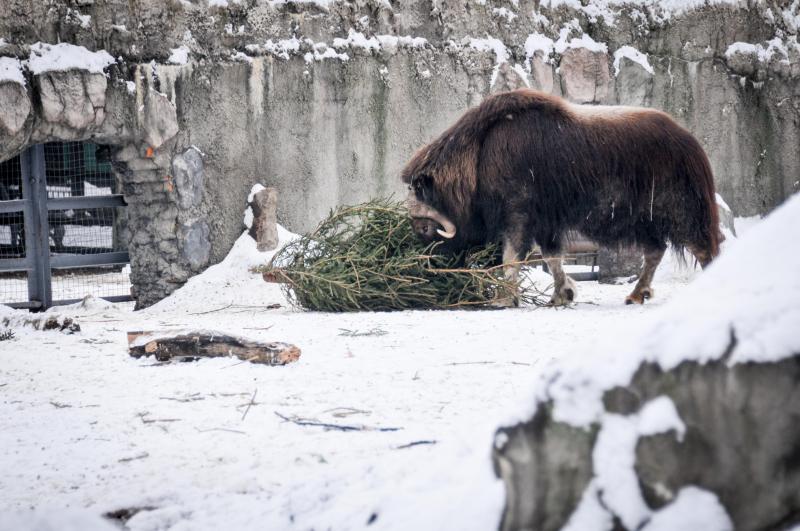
<box><xmin>625</xmin><ymin>287</ymin><xmax>653</xmax><ymax>305</ymax></box>
<box><xmin>550</xmin><ymin>278</ymin><xmax>577</xmax><ymax>306</ymax></box>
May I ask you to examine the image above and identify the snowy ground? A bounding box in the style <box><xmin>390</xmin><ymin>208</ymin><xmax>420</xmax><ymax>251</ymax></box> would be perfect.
<box><xmin>0</xmin><ymin>217</ymin><xmax>757</xmax><ymax>530</ymax></box>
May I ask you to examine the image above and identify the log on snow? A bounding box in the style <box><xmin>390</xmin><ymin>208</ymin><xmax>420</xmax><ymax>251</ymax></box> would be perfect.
<box><xmin>127</xmin><ymin>331</ymin><xmax>300</xmax><ymax>365</ymax></box>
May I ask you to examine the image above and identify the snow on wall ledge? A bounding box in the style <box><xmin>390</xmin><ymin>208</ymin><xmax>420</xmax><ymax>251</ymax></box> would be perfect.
<box><xmin>493</xmin><ymin>192</ymin><xmax>800</xmax><ymax>531</ymax></box>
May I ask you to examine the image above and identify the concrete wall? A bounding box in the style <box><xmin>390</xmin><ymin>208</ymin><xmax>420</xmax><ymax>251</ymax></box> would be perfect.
<box><xmin>1</xmin><ymin>0</ymin><xmax>798</xmax><ymax>306</ymax></box>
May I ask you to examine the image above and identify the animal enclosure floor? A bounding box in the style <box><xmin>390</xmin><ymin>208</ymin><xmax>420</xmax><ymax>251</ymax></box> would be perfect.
<box><xmin>0</xmin><ymin>230</ymin><xmax>707</xmax><ymax>530</ymax></box>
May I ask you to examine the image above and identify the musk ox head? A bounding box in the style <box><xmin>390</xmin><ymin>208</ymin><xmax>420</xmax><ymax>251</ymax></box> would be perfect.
<box><xmin>401</xmin><ymin>120</ymin><xmax>482</xmax><ymax>249</ymax></box>
<box><xmin>406</xmin><ymin>173</ymin><xmax>458</xmax><ymax>243</ymax></box>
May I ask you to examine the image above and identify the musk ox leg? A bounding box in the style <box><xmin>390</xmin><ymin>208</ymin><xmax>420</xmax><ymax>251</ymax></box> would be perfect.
<box><xmin>545</xmin><ymin>256</ymin><xmax>577</xmax><ymax>306</ymax></box>
<box><xmin>625</xmin><ymin>247</ymin><xmax>665</xmax><ymax>305</ymax></box>
<box><xmin>492</xmin><ymin>234</ymin><xmax>524</xmax><ymax>308</ymax></box>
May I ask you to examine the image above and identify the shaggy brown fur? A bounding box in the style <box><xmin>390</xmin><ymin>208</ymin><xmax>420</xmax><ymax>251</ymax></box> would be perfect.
<box><xmin>401</xmin><ymin>89</ymin><xmax>721</xmax><ymax>305</ymax></box>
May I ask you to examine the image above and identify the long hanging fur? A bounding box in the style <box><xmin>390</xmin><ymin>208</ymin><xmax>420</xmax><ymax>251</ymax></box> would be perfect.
<box><xmin>401</xmin><ymin>89</ymin><xmax>720</xmax><ymax>261</ymax></box>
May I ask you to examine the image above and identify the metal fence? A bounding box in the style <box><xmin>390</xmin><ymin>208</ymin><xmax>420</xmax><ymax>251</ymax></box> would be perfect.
<box><xmin>0</xmin><ymin>142</ymin><xmax>132</xmax><ymax>310</ymax></box>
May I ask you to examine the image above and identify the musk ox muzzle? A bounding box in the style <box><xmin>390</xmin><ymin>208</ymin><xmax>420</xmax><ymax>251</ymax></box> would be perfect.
<box><xmin>407</xmin><ymin>196</ymin><xmax>457</xmax><ymax>241</ymax></box>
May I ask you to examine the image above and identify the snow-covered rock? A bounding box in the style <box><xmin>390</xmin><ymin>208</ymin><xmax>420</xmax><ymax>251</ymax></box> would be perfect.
<box><xmin>493</xmin><ymin>192</ymin><xmax>800</xmax><ymax>530</ymax></box>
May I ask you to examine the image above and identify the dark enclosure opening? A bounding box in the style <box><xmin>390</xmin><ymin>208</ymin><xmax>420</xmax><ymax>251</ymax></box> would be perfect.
<box><xmin>0</xmin><ymin>141</ymin><xmax>131</xmax><ymax>309</ymax></box>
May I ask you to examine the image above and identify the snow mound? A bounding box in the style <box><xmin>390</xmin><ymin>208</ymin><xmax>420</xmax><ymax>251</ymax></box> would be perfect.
<box><xmin>0</xmin><ymin>508</ymin><xmax>115</xmax><ymax>531</ymax></box>
<box><xmin>514</xmin><ymin>191</ymin><xmax>800</xmax><ymax>428</ymax></box>
<box><xmin>46</xmin><ymin>294</ymin><xmax>121</xmax><ymax>314</ymax></box>
<box><xmin>525</xmin><ymin>33</ymin><xmax>555</xmax><ymax>60</ymax></box>
<box><xmin>613</xmin><ymin>45</ymin><xmax>654</xmax><ymax>76</ymax></box>
<box><xmin>0</xmin><ymin>57</ymin><xmax>26</xmax><ymax>86</ymax></box>
<box><xmin>144</xmin><ymin>226</ymin><xmax>298</xmax><ymax>315</ymax></box>
<box><xmin>168</xmin><ymin>45</ymin><xmax>191</xmax><ymax>65</ymax></box>
<box><xmin>642</xmin><ymin>487</ymin><xmax>733</xmax><ymax>531</ymax></box>
<box><xmin>27</xmin><ymin>43</ymin><xmax>115</xmax><ymax>75</ymax></box>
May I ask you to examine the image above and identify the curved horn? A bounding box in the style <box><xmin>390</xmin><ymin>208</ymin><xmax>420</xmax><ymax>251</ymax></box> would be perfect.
<box><xmin>408</xmin><ymin>201</ymin><xmax>458</xmax><ymax>239</ymax></box>
<box><xmin>436</xmin><ymin>220</ymin><xmax>457</xmax><ymax>239</ymax></box>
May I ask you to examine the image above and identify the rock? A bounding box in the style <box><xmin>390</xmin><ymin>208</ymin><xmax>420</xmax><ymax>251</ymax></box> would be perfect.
<box><xmin>247</xmin><ymin>187</ymin><xmax>279</xmax><ymax>252</ymax></box>
<box><xmin>173</xmin><ymin>147</ymin><xmax>204</xmax><ymax>209</ymax></box>
<box><xmin>0</xmin><ymin>81</ymin><xmax>31</xmax><ymax>135</ymax></box>
<box><xmin>493</xmin><ymin>194</ymin><xmax>800</xmax><ymax>531</ymax></box>
<box><xmin>179</xmin><ymin>220</ymin><xmax>211</xmax><ymax>270</ymax></box>
<box><xmin>615</xmin><ymin>56</ymin><xmax>654</xmax><ymax>106</ymax></box>
<box><xmin>490</xmin><ymin>62</ymin><xmax>528</xmax><ymax>93</ymax></box>
<box><xmin>529</xmin><ymin>54</ymin><xmax>555</xmax><ymax>94</ymax></box>
<box><xmin>559</xmin><ymin>48</ymin><xmax>611</xmax><ymax>103</ymax></box>
<box><xmin>37</xmin><ymin>70</ymin><xmax>106</xmax><ymax>132</ymax></box>
<box><xmin>142</xmin><ymin>89</ymin><xmax>179</xmax><ymax>149</ymax></box>
<box><xmin>493</xmin><ymin>408</ymin><xmax>596</xmax><ymax>531</ymax></box>
<box><xmin>631</xmin><ymin>357</ymin><xmax>800</xmax><ymax>529</ymax></box>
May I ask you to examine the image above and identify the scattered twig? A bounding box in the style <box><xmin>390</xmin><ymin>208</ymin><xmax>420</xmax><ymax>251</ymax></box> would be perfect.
<box><xmin>195</xmin><ymin>427</ymin><xmax>247</xmax><ymax>435</ymax></box>
<box><xmin>137</xmin><ymin>412</ymin><xmax>181</xmax><ymax>424</ymax></box>
<box><xmin>338</xmin><ymin>328</ymin><xmax>388</xmax><ymax>337</ymax></box>
<box><xmin>50</xmin><ymin>401</ymin><xmax>72</xmax><ymax>409</ymax></box>
<box><xmin>220</xmin><ymin>359</ymin><xmax>250</xmax><ymax>369</ymax></box>
<box><xmin>0</xmin><ymin>330</ymin><xmax>15</xmax><ymax>341</ymax></box>
<box><xmin>323</xmin><ymin>407</ymin><xmax>371</xmax><ymax>418</ymax></box>
<box><xmin>233</xmin><ymin>304</ymin><xmax>282</xmax><ymax>310</ymax></box>
<box><xmin>274</xmin><ymin>411</ymin><xmax>401</xmax><ymax>432</ymax></box>
<box><xmin>241</xmin><ymin>389</ymin><xmax>258</xmax><ymax>421</ymax></box>
<box><xmin>395</xmin><ymin>440</ymin><xmax>437</xmax><ymax>450</ymax></box>
<box><xmin>118</xmin><ymin>452</ymin><xmax>149</xmax><ymax>463</ymax></box>
<box><xmin>158</xmin><ymin>394</ymin><xmax>205</xmax><ymax>403</ymax></box>
<box><xmin>444</xmin><ymin>360</ymin><xmax>533</xmax><ymax>367</ymax></box>
<box><xmin>243</xmin><ymin>325</ymin><xmax>275</xmax><ymax>331</ymax></box>
<box><xmin>189</xmin><ymin>303</ymin><xmax>234</xmax><ymax>315</ymax></box>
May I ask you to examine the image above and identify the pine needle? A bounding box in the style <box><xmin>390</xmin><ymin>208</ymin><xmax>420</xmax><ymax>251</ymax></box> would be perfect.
<box><xmin>258</xmin><ymin>199</ymin><xmax>547</xmax><ymax>312</ymax></box>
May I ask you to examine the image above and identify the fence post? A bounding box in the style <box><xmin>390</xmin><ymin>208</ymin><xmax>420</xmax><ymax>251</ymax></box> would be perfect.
<box><xmin>23</xmin><ymin>145</ymin><xmax>52</xmax><ymax>309</ymax></box>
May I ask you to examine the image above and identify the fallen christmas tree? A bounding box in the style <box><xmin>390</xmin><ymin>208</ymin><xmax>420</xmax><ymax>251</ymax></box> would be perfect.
<box><xmin>259</xmin><ymin>199</ymin><xmax>547</xmax><ymax>312</ymax></box>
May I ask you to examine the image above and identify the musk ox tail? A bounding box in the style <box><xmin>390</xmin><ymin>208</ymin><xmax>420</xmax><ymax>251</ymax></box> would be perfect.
<box><xmin>677</xmin><ymin>132</ymin><xmax>721</xmax><ymax>267</ymax></box>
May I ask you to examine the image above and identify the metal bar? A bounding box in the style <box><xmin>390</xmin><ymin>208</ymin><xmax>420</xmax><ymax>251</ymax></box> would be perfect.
<box><xmin>51</xmin><ymin>246</ymin><xmax>121</xmax><ymax>255</ymax></box>
<box><xmin>0</xmin><ymin>257</ymin><xmax>32</xmax><ymax>272</ymax></box>
<box><xmin>3</xmin><ymin>300</ymin><xmax>43</xmax><ymax>310</ymax></box>
<box><xmin>51</xmin><ymin>295</ymin><xmax>133</xmax><ymax>307</ymax></box>
<box><xmin>20</xmin><ymin>149</ymin><xmax>40</xmax><ymax>307</ymax></box>
<box><xmin>46</xmin><ymin>194</ymin><xmax>126</xmax><ymax>210</ymax></box>
<box><xmin>30</xmin><ymin>144</ymin><xmax>52</xmax><ymax>309</ymax></box>
<box><xmin>50</xmin><ymin>251</ymin><xmax>130</xmax><ymax>269</ymax></box>
<box><xmin>0</xmin><ymin>199</ymin><xmax>27</xmax><ymax>214</ymax></box>
<box><xmin>568</xmin><ymin>271</ymin><xmax>599</xmax><ymax>282</ymax></box>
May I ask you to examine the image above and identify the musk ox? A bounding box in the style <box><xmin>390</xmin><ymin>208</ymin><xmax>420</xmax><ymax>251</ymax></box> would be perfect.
<box><xmin>401</xmin><ymin>89</ymin><xmax>721</xmax><ymax>305</ymax></box>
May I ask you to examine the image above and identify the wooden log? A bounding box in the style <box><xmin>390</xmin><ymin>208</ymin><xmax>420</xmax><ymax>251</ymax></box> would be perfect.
<box><xmin>127</xmin><ymin>330</ymin><xmax>300</xmax><ymax>365</ymax></box>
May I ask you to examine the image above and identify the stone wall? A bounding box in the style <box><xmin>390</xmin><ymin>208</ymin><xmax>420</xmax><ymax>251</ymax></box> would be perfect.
<box><xmin>1</xmin><ymin>0</ymin><xmax>798</xmax><ymax>306</ymax></box>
